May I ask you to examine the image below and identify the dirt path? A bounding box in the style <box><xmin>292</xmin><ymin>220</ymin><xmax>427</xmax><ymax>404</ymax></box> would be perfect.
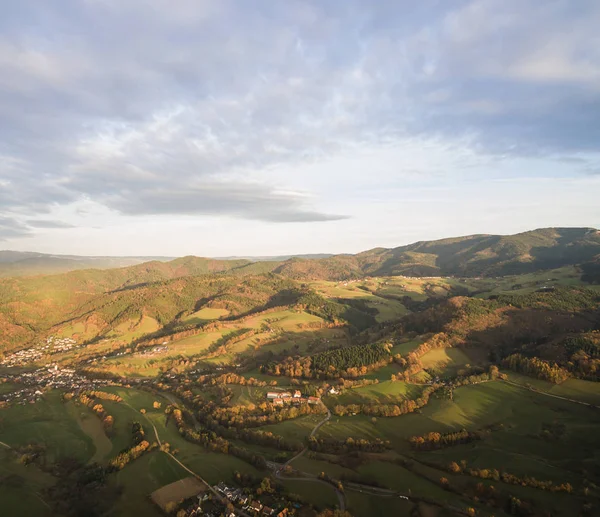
<box><xmin>502</xmin><ymin>379</ymin><xmax>599</xmax><ymax>408</ymax></box>
<box><xmin>0</xmin><ymin>440</ymin><xmax>11</xmax><ymax>449</ymax></box>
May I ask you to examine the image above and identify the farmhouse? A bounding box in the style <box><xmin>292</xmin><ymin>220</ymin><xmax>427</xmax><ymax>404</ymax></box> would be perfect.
<box><xmin>293</xmin><ymin>390</ymin><xmax>302</xmax><ymax>398</ymax></box>
<box><xmin>273</xmin><ymin>398</ymin><xmax>284</xmax><ymax>406</ymax></box>
<box><xmin>307</xmin><ymin>396</ymin><xmax>320</xmax><ymax>405</ymax></box>
<box><xmin>266</xmin><ymin>392</ymin><xmax>279</xmax><ymax>399</ymax></box>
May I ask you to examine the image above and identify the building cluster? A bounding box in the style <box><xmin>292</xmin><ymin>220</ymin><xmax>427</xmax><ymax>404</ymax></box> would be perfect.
<box><xmin>266</xmin><ymin>390</ymin><xmax>320</xmax><ymax>406</ymax></box>
<box><xmin>182</xmin><ymin>482</ymin><xmax>293</xmax><ymax>517</ymax></box>
<box><xmin>138</xmin><ymin>345</ymin><xmax>168</xmax><ymax>356</ymax></box>
<box><xmin>0</xmin><ymin>336</ymin><xmax>79</xmax><ymax>367</ymax></box>
<box><xmin>0</xmin><ymin>364</ymin><xmax>113</xmax><ymax>405</ymax></box>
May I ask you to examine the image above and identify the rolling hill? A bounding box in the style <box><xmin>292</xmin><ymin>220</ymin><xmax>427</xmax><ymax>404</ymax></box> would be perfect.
<box><xmin>278</xmin><ymin>227</ymin><xmax>600</xmax><ymax>279</ymax></box>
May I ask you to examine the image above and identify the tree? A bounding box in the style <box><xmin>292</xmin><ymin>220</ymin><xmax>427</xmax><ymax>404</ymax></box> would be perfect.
<box><xmin>153</xmin><ymin>401</ymin><xmax>162</xmax><ymax>409</ymax></box>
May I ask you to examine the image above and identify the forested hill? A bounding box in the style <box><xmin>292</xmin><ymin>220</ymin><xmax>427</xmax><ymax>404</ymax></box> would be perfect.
<box><xmin>276</xmin><ymin>227</ymin><xmax>600</xmax><ymax>279</ymax></box>
<box><xmin>3</xmin><ymin>227</ymin><xmax>599</xmax><ymax>282</ymax></box>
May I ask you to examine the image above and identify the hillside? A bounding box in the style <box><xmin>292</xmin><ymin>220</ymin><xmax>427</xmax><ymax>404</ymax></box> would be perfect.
<box><xmin>278</xmin><ymin>227</ymin><xmax>600</xmax><ymax>279</ymax></box>
<box><xmin>2</xmin><ymin>246</ymin><xmax>600</xmax><ymax>517</ymax></box>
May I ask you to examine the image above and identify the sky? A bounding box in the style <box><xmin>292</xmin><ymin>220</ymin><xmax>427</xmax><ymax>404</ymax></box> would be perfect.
<box><xmin>1</xmin><ymin>0</ymin><xmax>599</xmax><ymax>257</ymax></box>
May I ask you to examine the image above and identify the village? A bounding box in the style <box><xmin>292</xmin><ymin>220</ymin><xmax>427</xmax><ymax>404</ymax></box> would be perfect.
<box><xmin>0</xmin><ymin>363</ymin><xmax>114</xmax><ymax>405</ymax></box>
<box><xmin>161</xmin><ymin>479</ymin><xmax>296</xmax><ymax>517</ymax></box>
<box><xmin>0</xmin><ymin>336</ymin><xmax>80</xmax><ymax>367</ymax></box>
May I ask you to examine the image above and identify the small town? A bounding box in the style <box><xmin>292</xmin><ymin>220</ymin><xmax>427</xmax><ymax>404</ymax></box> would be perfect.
<box><xmin>0</xmin><ymin>336</ymin><xmax>80</xmax><ymax>367</ymax></box>
<box><xmin>175</xmin><ymin>480</ymin><xmax>297</xmax><ymax>517</ymax></box>
<box><xmin>0</xmin><ymin>363</ymin><xmax>114</xmax><ymax>405</ymax></box>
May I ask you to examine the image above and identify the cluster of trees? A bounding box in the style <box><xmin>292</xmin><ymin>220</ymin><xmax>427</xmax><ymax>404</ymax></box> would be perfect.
<box><xmin>210</xmin><ymin>401</ymin><xmax>326</xmax><ymax>428</ymax></box>
<box><xmin>167</xmin><ymin>406</ymin><xmax>268</xmax><ymax>469</ymax></box>
<box><xmin>563</xmin><ymin>334</ymin><xmax>600</xmax><ymax>357</ymax></box>
<box><xmin>199</xmin><ymin>372</ymin><xmax>270</xmax><ymax>387</ymax></box>
<box><xmin>409</xmin><ymin>429</ymin><xmax>487</xmax><ymax>450</ymax></box>
<box><xmin>567</xmin><ymin>349</ymin><xmax>600</xmax><ymax>381</ymax></box>
<box><xmin>493</xmin><ymin>287</ymin><xmax>600</xmax><ymax>312</ymax></box>
<box><xmin>108</xmin><ymin>440</ymin><xmax>152</xmax><ymax>470</ymax></box>
<box><xmin>264</xmin><ymin>356</ymin><xmax>312</xmax><ymax>378</ymax></box>
<box><xmin>14</xmin><ymin>443</ymin><xmax>46</xmax><ymax>466</ymax></box>
<box><xmin>45</xmin><ymin>462</ymin><xmax>123</xmax><ymax>517</ymax></box>
<box><xmin>82</xmin><ymin>390</ymin><xmax>122</xmax><ymax>402</ymax></box>
<box><xmin>265</xmin><ymin>342</ymin><xmax>393</xmax><ymax>378</ymax></box>
<box><xmin>312</xmin><ymin>342</ymin><xmax>391</xmax><ymax>374</ymax></box>
<box><xmin>332</xmin><ymin>385</ymin><xmax>440</xmax><ymax>417</ymax></box>
<box><xmin>449</xmin><ymin>462</ymin><xmax>574</xmax><ymax>493</ymax></box>
<box><xmin>78</xmin><ymin>393</ymin><xmax>115</xmax><ymax>433</ymax></box>
<box><xmin>307</xmin><ymin>436</ymin><xmax>390</xmax><ymax>454</ymax></box>
<box><xmin>502</xmin><ymin>354</ymin><xmax>570</xmax><ymax>384</ymax></box>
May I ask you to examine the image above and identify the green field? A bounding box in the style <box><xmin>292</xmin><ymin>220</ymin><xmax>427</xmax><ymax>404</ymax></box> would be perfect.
<box><xmin>504</xmin><ymin>371</ymin><xmax>600</xmax><ymax>405</ymax></box>
<box><xmin>0</xmin><ymin>391</ymin><xmax>95</xmax><ymax>463</ymax></box>
<box><xmin>181</xmin><ymin>307</ymin><xmax>229</xmax><ymax>325</ymax></box>
<box><xmin>328</xmin><ymin>380</ymin><xmax>422</xmax><ymax>405</ymax></box>
<box><xmin>419</xmin><ymin>347</ymin><xmax>472</xmax><ymax>375</ymax></box>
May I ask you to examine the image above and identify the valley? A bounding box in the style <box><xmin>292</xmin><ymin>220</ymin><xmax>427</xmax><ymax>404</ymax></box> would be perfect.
<box><xmin>1</xmin><ymin>228</ymin><xmax>600</xmax><ymax>517</ymax></box>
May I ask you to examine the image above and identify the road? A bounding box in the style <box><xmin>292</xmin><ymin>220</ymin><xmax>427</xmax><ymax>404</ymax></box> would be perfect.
<box><xmin>282</xmin><ymin>405</ymin><xmax>331</xmax><ymax>468</ymax></box>
<box><xmin>0</xmin><ymin>440</ymin><xmax>11</xmax><ymax>449</ymax></box>
<box><xmin>273</xmin><ymin>404</ymin><xmax>347</xmax><ymax>510</ymax></box>
<box><xmin>125</xmin><ymin>401</ymin><xmax>251</xmax><ymax>517</ymax></box>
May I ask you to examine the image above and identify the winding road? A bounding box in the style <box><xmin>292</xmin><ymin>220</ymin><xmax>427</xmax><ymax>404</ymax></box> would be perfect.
<box><xmin>128</xmin><ymin>402</ymin><xmax>251</xmax><ymax>517</ymax></box>
<box><xmin>272</xmin><ymin>404</ymin><xmax>347</xmax><ymax>510</ymax></box>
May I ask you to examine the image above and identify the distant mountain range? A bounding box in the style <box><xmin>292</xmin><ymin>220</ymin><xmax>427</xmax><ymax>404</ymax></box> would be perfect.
<box><xmin>2</xmin><ymin>227</ymin><xmax>599</xmax><ymax>279</ymax></box>
<box><xmin>0</xmin><ymin>252</ymin><xmax>175</xmax><ymax>277</ymax></box>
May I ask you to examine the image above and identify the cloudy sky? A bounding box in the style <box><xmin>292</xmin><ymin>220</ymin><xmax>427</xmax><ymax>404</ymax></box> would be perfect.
<box><xmin>1</xmin><ymin>0</ymin><xmax>599</xmax><ymax>257</ymax></box>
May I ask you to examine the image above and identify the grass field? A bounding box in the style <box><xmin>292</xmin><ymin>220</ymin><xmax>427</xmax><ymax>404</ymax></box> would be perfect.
<box><xmin>279</xmin><ymin>479</ymin><xmax>338</xmax><ymax>509</ymax></box>
<box><xmin>504</xmin><ymin>371</ymin><xmax>600</xmax><ymax>405</ymax></box>
<box><xmin>0</xmin><ymin>391</ymin><xmax>95</xmax><ymax>463</ymax></box>
<box><xmin>66</xmin><ymin>403</ymin><xmax>113</xmax><ymax>463</ymax></box>
<box><xmin>345</xmin><ymin>490</ymin><xmax>416</xmax><ymax>517</ymax></box>
<box><xmin>419</xmin><ymin>347</ymin><xmax>472</xmax><ymax>375</ymax></box>
<box><xmin>181</xmin><ymin>307</ymin><xmax>229</xmax><ymax>325</ymax></box>
<box><xmin>328</xmin><ymin>380</ymin><xmax>422</xmax><ymax>405</ymax></box>
<box><xmin>390</xmin><ymin>339</ymin><xmax>424</xmax><ymax>356</ymax></box>
<box><xmin>0</xmin><ymin>448</ymin><xmax>55</xmax><ymax>517</ymax></box>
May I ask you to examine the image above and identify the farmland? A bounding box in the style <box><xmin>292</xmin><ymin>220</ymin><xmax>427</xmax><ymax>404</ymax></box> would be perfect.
<box><xmin>1</xmin><ymin>231</ymin><xmax>600</xmax><ymax>517</ymax></box>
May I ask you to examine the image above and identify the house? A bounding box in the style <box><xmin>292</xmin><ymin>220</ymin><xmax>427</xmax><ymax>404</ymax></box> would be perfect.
<box><xmin>280</xmin><ymin>392</ymin><xmax>292</xmax><ymax>399</ymax></box>
<box><xmin>329</xmin><ymin>387</ymin><xmax>339</xmax><ymax>395</ymax></box>
<box><xmin>276</xmin><ymin>509</ymin><xmax>289</xmax><ymax>517</ymax></box>
<box><xmin>262</xmin><ymin>506</ymin><xmax>274</xmax><ymax>516</ymax></box>
<box><xmin>307</xmin><ymin>396</ymin><xmax>320</xmax><ymax>405</ymax></box>
<box><xmin>249</xmin><ymin>501</ymin><xmax>263</xmax><ymax>513</ymax></box>
<box><xmin>266</xmin><ymin>392</ymin><xmax>279</xmax><ymax>399</ymax></box>
<box><xmin>293</xmin><ymin>390</ymin><xmax>302</xmax><ymax>398</ymax></box>
<box><xmin>273</xmin><ymin>398</ymin><xmax>284</xmax><ymax>406</ymax></box>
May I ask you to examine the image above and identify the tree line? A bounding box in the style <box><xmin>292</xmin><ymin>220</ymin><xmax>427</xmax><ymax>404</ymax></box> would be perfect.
<box><xmin>502</xmin><ymin>353</ymin><xmax>570</xmax><ymax>384</ymax></box>
<box><xmin>307</xmin><ymin>435</ymin><xmax>390</xmax><ymax>454</ymax></box>
<box><xmin>332</xmin><ymin>384</ymin><xmax>440</xmax><ymax>417</ymax></box>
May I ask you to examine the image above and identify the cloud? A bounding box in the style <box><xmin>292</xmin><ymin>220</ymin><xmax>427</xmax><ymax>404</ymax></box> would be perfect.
<box><xmin>0</xmin><ymin>216</ymin><xmax>31</xmax><ymax>240</ymax></box>
<box><xmin>0</xmin><ymin>0</ymin><xmax>599</xmax><ymax>231</ymax></box>
<box><xmin>26</xmin><ymin>219</ymin><xmax>75</xmax><ymax>228</ymax></box>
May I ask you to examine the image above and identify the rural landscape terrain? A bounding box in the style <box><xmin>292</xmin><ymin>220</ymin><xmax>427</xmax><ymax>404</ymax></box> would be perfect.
<box><xmin>1</xmin><ymin>227</ymin><xmax>600</xmax><ymax>517</ymax></box>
